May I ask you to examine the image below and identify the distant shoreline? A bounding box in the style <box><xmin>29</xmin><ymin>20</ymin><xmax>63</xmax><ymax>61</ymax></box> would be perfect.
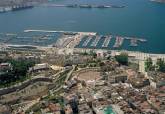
<box><xmin>150</xmin><ymin>0</ymin><xmax>165</xmax><ymax>3</ymax></box>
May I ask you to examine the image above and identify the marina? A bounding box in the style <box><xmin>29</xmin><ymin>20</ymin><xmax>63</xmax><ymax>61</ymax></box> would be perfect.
<box><xmin>102</xmin><ymin>36</ymin><xmax>112</xmax><ymax>48</ymax></box>
<box><xmin>0</xmin><ymin>30</ymin><xmax>148</xmax><ymax>52</ymax></box>
<box><xmin>90</xmin><ymin>35</ymin><xmax>101</xmax><ymax>47</ymax></box>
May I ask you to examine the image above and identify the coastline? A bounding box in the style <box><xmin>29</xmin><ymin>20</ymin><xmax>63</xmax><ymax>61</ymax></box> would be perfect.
<box><xmin>0</xmin><ymin>30</ymin><xmax>164</xmax><ymax>56</ymax></box>
<box><xmin>150</xmin><ymin>0</ymin><xmax>165</xmax><ymax>3</ymax></box>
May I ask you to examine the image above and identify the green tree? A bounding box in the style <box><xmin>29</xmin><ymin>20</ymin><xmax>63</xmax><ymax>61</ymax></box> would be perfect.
<box><xmin>107</xmin><ymin>55</ymin><xmax>111</xmax><ymax>60</ymax></box>
<box><xmin>82</xmin><ymin>51</ymin><xmax>88</xmax><ymax>55</ymax></box>
<box><xmin>0</xmin><ymin>59</ymin><xmax>35</xmax><ymax>87</ymax></box>
<box><xmin>99</xmin><ymin>62</ymin><xmax>105</xmax><ymax>67</ymax></box>
<box><xmin>156</xmin><ymin>58</ymin><xmax>165</xmax><ymax>72</ymax></box>
<box><xmin>89</xmin><ymin>50</ymin><xmax>97</xmax><ymax>58</ymax></box>
<box><xmin>115</xmin><ymin>53</ymin><xmax>128</xmax><ymax>65</ymax></box>
<box><xmin>145</xmin><ymin>57</ymin><xmax>153</xmax><ymax>71</ymax></box>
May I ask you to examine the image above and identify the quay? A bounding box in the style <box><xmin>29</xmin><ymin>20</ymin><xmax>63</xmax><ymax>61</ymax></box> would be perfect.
<box><xmin>67</xmin><ymin>34</ymin><xmax>85</xmax><ymax>48</ymax></box>
<box><xmin>102</xmin><ymin>35</ymin><xmax>112</xmax><ymax>47</ymax></box>
<box><xmin>90</xmin><ymin>35</ymin><xmax>101</xmax><ymax>47</ymax></box>
<box><xmin>24</xmin><ymin>29</ymin><xmax>77</xmax><ymax>34</ymax></box>
<box><xmin>54</xmin><ymin>36</ymin><xmax>74</xmax><ymax>48</ymax></box>
<box><xmin>61</xmin><ymin>38</ymin><xmax>74</xmax><ymax>48</ymax></box>
<box><xmin>113</xmin><ymin>36</ymin><xmax>124</xmax><ymax>48</ymax></box>
<box><xmin>82</xmin><ymin>36</ymin><xmax>93</xmax><ymax>47</ymax></box>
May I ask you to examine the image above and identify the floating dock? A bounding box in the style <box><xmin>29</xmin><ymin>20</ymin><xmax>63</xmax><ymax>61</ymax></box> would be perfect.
<box><xmin>102</xmin><ymin>35</ymin><xmax>112</xmax><ymax>47</ymax></box>
<box><xmin>113</xmin><ymin>36</ymin><xmax>124</xmax><ymax>48</ymax></box>
<box><xmin>82</xmin><ymin>36</ymin><xmax>93</xmax><ymax>47</ymax></box>
<box><xmin>90</xmin><ymin>35</ymin><xmax>101</xmax><ymax>47</ymax></box>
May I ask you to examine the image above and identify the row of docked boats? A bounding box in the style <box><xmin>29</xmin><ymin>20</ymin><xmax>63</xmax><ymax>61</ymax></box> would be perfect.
<box><xmin>0</xmin><ymin>5</ymin><xmax>33</xmax><ymax>13</ymax></box>
<box><xmin>81</xmin><ymin>35</ymin><xmax>147</xmax><ymax>48</ymax></box>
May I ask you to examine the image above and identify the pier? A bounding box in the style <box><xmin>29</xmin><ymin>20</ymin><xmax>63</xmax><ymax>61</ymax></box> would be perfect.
<box><xmin>102</xmin><ymin>36</ymin><xmax>112</xmax><ymax>47</ymax></box>
<box><xmin>82</xmin><ymin>36</ymin><xmax>93</xmax><ymax>47</ymax></box>
<box><xmin>125</xmin><ymin>37</ymin><xmax>147</xmax><ymax>47</ymax></box>
<box><xmin>113</xmin><ymin>36</ymin><xmax>124</xmax><ymax>48</ymax></box>
<box><xmin>61</xmin><ymin>38</ymin><xmax>74</xmax><ymax>48</ymax></box>
<box><xmin>24</xmin><ymin>29</ymin><xmax>77</xmax><ymax>33</ymax></box>
<box><xmin>130</xmin><ymin>39</ymin><xmax>138</xmax><ymax>46</ymax></box>
<box><xmin>90</xmin><ymin>35</ymin><xmax>101</xmax><ymax>47</ymax></box>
